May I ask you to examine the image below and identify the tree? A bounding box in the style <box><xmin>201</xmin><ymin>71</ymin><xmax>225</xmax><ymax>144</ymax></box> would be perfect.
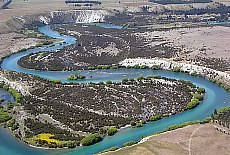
<box><xmin>130</xmin><ymin>120</ymin><xmax>136</xmax><ymax>126</ymax></box>
<box><xmin>107</xmin><ymin>126</ymin><xmax>118</xmax><ymax>136</ymax></box>
<box><xmin>151</xmin><ymin>65</ymin><xmax>160</xmax><ymax>70</ymax></box>
<box><xmin>140</xmin><ymin>65</ymin><xmax>147</xmax><ymax>69</ymax></box>
<box><xmin>136</xmin><ymin>123</ymin><xmax>143</xmax><ymax>127</ymax></box>
<box><xmin>98</xmin><ymin>81</ymin><xmax>104</xmax><ymax>85</ymax></box>
<box><xmin>132</xmin><ymin>64</ymin><xmax>140</xmax><ymax>69</ymax></box>
<box><xmin>190</xmin><ymin>71</ymin><xmax>198</xmax><ymax>76</ymax></box>
<box><xmin>187</xmin><ymin>98</ymin><xmax>199</xmax><ymax>109</ymax></box>
<box><xmin>80</xmin><ymin>133</ymin><xmax>102</xmax><ymax>146</ymax></box>
<box><xmin>122</xmin><ymin>78</ymin><xmax>129</xmax><ymax>84</ymax></box>
<box><xmin>137</xmin><ymin>75</ymin><xmax>143</xmax><ymax>81</ymax></box>
<box><xmin>67</xmin><ymin>74</ymin><xmax>77</xmax><ymax>80</ymax></box>
<box><xmin>150</xmin><ymin>114</ymin><xmax>161</xmax><ymax>121</ymax></box>
<box><xmin>193</xmin><ymin>93</ymin><xmax>203</xmax><ymax>101</ymax></box>
<box><xmin>129</xmin><ymin>78</ymin><xmax>134</xmax><ymax>82</ymax></box>
<box><xmin>67</xmin><ymin>142</ymin><xmax>76</xmax><ymax>148</ymax></box>
<box><xmin>123</xmin><ymin>141</ymin><xmax>137</xmax><ymax>147</ymax></box>
<box><xmin>173</xmin><ymin>66</ymin><xmax>180</xmax><ymax>72</ymax></box>
<box><xmin>146</xmin><ymin>75</ymin><xmax>154</xmax><ymax>79</ymax></box>
<box><xmin>106</xmin><ymin>80</ymin><xmax>112</xmax><ymax>85</ymax></box>
<box><xmin>197</xmin><ymin>88</ymin><xmax>205</xmax><ymax>93</ymax></box>
<box><xmin>214</xmin><ymin>109</ymin><xmax>217</xmax><ymax>115</ymax></box>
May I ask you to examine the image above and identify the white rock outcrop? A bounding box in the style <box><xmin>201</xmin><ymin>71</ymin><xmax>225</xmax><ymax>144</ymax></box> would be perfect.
<box><xmin>120</xmin><ymin>58</ymin><xmax>230</xmax><ymax>86</ymax></box>
<box><xmin>39</xmin><ymin>10</ymin><xmax>111</xmax><ymax>24</ymax></box>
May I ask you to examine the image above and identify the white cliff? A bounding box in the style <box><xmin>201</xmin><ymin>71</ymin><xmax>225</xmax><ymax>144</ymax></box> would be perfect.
<box><xmin>39</xmin><ymin>10</ymin><xmax>111</xmax><ymax>24</ymax></box>
<box><xmin>120</xmin><ymin>58</ymin><xmax>230</xmax><ymax>86</ymax></box>
<box><xmin>75</xmin><ymin>10</ymin><xmax>109</xmax><ymax>23</ymax></box>
<box><xmin>0</xmin><ymin>72</ymin><xmax>30</xmax><ymax>96</ymax></box>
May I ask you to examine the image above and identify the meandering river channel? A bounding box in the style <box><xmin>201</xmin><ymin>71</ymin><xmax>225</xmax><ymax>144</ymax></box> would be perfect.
<box><xmin>0</xmin><ymin>25</ymin><xmax>230</xmax><ymax>155</ymax></box>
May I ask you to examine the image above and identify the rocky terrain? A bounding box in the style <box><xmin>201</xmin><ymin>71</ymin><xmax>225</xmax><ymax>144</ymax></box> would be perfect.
<box><xmin>18</xmin><ymin>23</ymin><xmax>182</xmax><ymax>71</ymax></box>
<box><xmin>2</xmin><ymin>1</ymin><xmax>230</xmax><ymax>73</ymax></box>
<box><xmin>1</xmin><ymin>70</ymin><xmax>203</xmax><ymax>147</ymax></box>
<box><xmin>18</xmin><ymin>23</ymin><xmax>230</xmax><ymax>72</ymax></box>
<box><xmin>120</xmin><ymin>58</ymin><xmax>230</xmax><ymax>87</ymax></box>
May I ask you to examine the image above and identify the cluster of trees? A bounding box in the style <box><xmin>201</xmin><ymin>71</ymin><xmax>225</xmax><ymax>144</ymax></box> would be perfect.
<box><xmin>164</xmin><ymin>121</ymin><xmax>201</xmax><ymax>131</ymax></box>
<box><xmin>0</xmin><ymin>108</ymin><xmax>11</xmax><ymax>123</ymax></box>
<box><xmin>107</xmin><ymin>126</ymin><xmax>118</xmax><ymax>136</ymax></box>
<box><xmin>187</xmin><ymin>93</ymin><xmax>204</xmax><ymax>109</ymax></box>
<box><xmin>88</xmin><ymin>65</ymin><xmax>120</xmax><ymax>70</ymax></box>
<box><xmin>97</xmin><ymin>146</ymin><xmax>119</xmax><ymax>154</ymax></box>
<box><xmin>7</xmin><ymin>119</ymin><xmax>19</xmax><ymax>131</ymax></box>
<box><xmin>130</xmin><ymin>120</ymin><xmax>145</xmax><ymax>128</ymax></box>
<box><xmin>67</xmin><ymin>74</ymin><xmax>86</xmax><ymax>80</ymax></box>
<box><xmin>212</xmin><ymin>106</ymin><xmax>230</xmax><ymax>129</ymax></box>
<box><xmin>173</xmin><ymin>66</ymin><xmax>181</xmax><ymax>72</ymax></box>
<box><xmin>123</xmin><ymin>141</ymin><xmax>137</xmax><ymax>147</ymax></box>
<box><xmin>80</xmin><ymin>133</ymin><xmax>102</xmax><ymax>146</ymax></box>
<box><xmin>187</xmin><ymin>99</ymin><xmax>199</xmax><ymax>109</ymax></box>
<box><xmin>125</xmin><ymin>64</ymin><xmax>160</xmax><ymax>70</ymax></box>
<box><xmin>8</xmin><ymin>88</ymin><xmax>21</xmax><ymax>102</ymax></box>
<box><xmin>150</xmin><ymin>114</ymin><xmax>162</xmax><ymax>121</ymax></box>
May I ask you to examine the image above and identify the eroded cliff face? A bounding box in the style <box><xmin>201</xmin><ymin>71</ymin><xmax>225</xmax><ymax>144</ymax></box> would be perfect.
<box><xmin>0</xmin><ymin>10</ymin><xmax>112</xmax><ymax>33</ymax></box>
<box><xmin>120</xmin><ymin>58</ymin><xmax>230</xmax><ymax>86</ymax></box>
<box><xmin>41</xmin><ymin>10</ymin><xmax>111</xmax><ymax>24</ymax></box>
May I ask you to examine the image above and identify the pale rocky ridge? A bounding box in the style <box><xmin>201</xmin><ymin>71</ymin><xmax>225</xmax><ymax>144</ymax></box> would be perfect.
<box><xmin>120</xmin><ymin>58</ymin><xmax>230</xmax><ymax>86</ymax></box>
<box><xmin>0</xmin><ymin>9</ymin><xmax>113</xmax><ymax>33</ymax></box>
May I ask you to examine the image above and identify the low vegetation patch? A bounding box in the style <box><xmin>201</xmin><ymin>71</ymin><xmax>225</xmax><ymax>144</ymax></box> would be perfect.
<box><xmin>97</xmin><ymin>146</ymin><xmax>119</xmax><ymax>154</ymax></box>
<box><xmin>107</xmin><ymin>127</ymin><xmax>118</xmax><ymax>136</ymax></box>
<box><xmin>80</xmin><ymin>133</ymin><xmax>102</xmax><ymax>146</ymax></box>
<box><xmin>212</xmin><ymin>106</ymin><xmax>230</xmax><ymax>128</ymax></box>
<box><xmin>123</xmin><ymin>141</ymin><xmax>138</xmax><ymax>147</ymax></box>
<box><xmin>26</xmin><ymin>133</ymin><xmax>76</xmax><ymax>148</ymax></box>
<box><xmin>164</xmin><ymin>121</ymin><xmax>201</xmax><ymax>132</ymax></box>
<box><xmin>67</xmin><ymin>74</ymin><xmax>86</xmax><ymax>80</ymax></box>
<box><xmin>0</xmin><ymin>109</ymin><xmax>11</xmax><ymax>123</ymax></box>
<box><xmin>149</xmin><ymin>114</ymin><xmax>162</xmax><ymax>121</ymax></box>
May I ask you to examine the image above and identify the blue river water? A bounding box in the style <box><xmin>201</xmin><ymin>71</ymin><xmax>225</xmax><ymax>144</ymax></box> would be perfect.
<box><xmin>209</xmin><ymin>21</ymin><xmax>230</xmax><ymax>25</ymax></box>
<box><xmin>0</xmin><ymin>25</ymin><xmax>230</xmax><ymax>155</ymax></box>
<box><xmin>0</xmin><ymin>89</ymin><xmax>15</xmax><ymax>107</ymax></box>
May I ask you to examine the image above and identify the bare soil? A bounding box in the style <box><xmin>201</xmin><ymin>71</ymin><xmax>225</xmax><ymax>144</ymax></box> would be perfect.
<box><xmin>135</xmin><ymin>26</ymin><xmax>230</xmax><ymax>60</ymax></box>
<box><xmin>106</xmin><ymin>123</ymin><xmax>230</xmax><ymax>155</ymax></box>
<box><xmin>0</xmin><ymin>32</ymin><xmax>40</xmax><ymax>59</ymax></box>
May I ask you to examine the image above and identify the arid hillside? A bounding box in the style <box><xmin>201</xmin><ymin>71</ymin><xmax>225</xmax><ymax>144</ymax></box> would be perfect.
<box><xmin>106</xmin><ymin>123</ymin><xmax>230</xmax><ymax>155</ymax></box>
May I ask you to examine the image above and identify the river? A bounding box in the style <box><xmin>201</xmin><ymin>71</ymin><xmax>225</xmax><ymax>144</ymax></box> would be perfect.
<box><xmin>0</xmin><ymin>25</ymin><xmax>230</xmax><ymax>155</ymax></box>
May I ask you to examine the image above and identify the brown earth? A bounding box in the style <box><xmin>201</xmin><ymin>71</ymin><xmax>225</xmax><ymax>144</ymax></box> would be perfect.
<box><xmin>2</xmin><ymin>0</ymin><xmax>230</xmax><ymax>24</ymax></box>
<box><xmin>0</xmin><ymin>32</ymin><xmax>41</xmax><ymax>59</ymax></box>
<box><xmin>105</xmin><ymin>123</ymin><xmax>230</xmax><ymax>155</ymax></box>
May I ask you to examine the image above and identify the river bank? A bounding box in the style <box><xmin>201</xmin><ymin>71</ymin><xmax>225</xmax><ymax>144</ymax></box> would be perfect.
<box><xmin>103</xmin><ymin>123</ymin><xmax>230</xmax><ymax>155</ymax></box>
<box><xmin>120</xmin><ymin>58</ymin><xmax>230</xmax><ymax>88</ymax></box>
